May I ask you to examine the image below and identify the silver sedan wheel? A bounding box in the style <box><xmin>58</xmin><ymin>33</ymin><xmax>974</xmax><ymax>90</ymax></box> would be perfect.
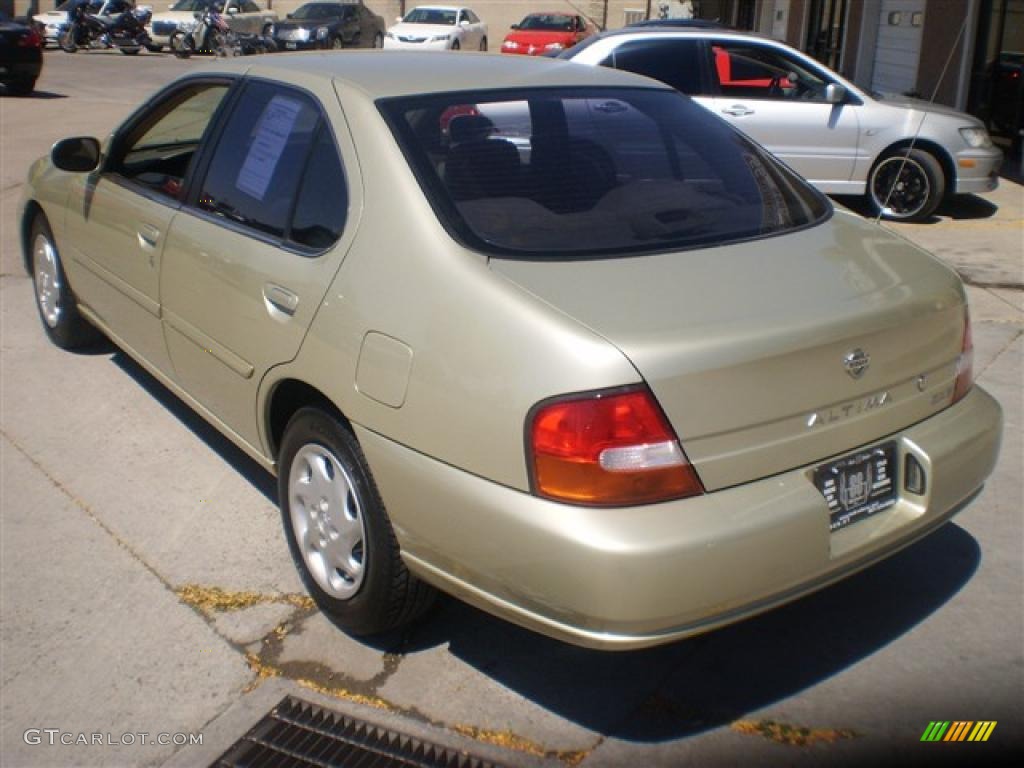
<box><xmin>869</xmin><ymin>155</ymin><xmax>930</xmax><ymax>219</ymax></box>
<box><xmin>288</xmin><ymin>443</ymin><xmax>366</xmax><ymax>599</ymax></box>
<box><xmin>33</xmin><ymin>232</ymin><xmax>62</xmax><ymax>329</ymax></box>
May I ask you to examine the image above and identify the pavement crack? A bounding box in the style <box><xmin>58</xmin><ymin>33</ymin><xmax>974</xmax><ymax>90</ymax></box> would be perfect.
<box><xmin>176</xmin><ymin>583</ymin><xmax>315</xmax><ymax>615</ymax></box>
<box><xmin>977</xmin><ymin>328</ymin><xmax>1024</xmax><ymax>378</ymax></box>
<box><xmin>731</xmin><ymin>718</ymin><xmax>860</xmax><ymax>746</ymax></box>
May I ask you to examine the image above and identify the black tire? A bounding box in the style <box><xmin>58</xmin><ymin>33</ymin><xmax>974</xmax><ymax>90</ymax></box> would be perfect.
<box><xmin>450</xmin><ymin>39</ymin><xmax>459</xmax><ymax>51</ymax></box>
<box><xmin>59</xmin><ymin>27</ymin><xmax>77</xmax><ymax>53</ymax></box>
<box><xmin>29</xmin><ymin>214</ymin><xmax>98</xmax><ymax>349</ymax></box>
<box><xmin>867</xmin><ymin>148</ymin><xmax>945</xmax><ymax>221</ymax></box>
<box><xmin>479</xmin><ymin>36</ymin><xmax>487</xmax><ymax>51</ymax></box>
<box><xmin>120</xmin><ymin>46</ymin><xmax>141</xmax><ymax>55</ymax></box>
<box><xmin>278</xmin><ymin>408</ymin><xmax>436</xmax><ymax>636</ymax></box>
<box><xmin>170</xmin><ymin>32</ymin><xmax>190</xmax><ymax>58</ymax></box>
<box><xmin>9</xmin><ymin>78</ymin><xmax>36</xmax><ymax>96</ymax></box>
<box><xmin>145</xmin><ymin>43</ymin><xmax>163</xmax><ymax>52</ymax></box>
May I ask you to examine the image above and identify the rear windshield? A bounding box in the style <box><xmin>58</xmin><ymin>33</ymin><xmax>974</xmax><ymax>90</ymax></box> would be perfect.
<box><xmin>379</xmin><ymin>87</ymin><xmax>830</xmax><ymax>258</ymax></box>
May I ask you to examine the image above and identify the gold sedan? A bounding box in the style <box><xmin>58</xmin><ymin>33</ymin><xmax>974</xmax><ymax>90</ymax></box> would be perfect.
<box><xmin>17</xmin><ymin>52</ymin><xmax>1002</xmax><ymax>649</ymax></box>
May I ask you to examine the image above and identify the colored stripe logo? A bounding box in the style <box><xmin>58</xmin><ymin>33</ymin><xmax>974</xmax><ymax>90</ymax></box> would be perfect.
<box><xmin>920</xmin><ymin>721</ymin><xmax>996</xmax><ymax>742</ymax></box>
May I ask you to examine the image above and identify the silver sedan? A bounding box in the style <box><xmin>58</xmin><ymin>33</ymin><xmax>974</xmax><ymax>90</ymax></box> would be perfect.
<box><xmin>565</xmin><ymin>28</ymin><xmax>1003</xmax><ymax>221</ymax></box>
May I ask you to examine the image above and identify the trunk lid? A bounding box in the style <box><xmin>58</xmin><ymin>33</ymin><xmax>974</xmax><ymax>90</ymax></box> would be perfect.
<box><xmin>492</xmin><ymin>211</ymin><xmax>967</xmax><ymax>491</ymax></box>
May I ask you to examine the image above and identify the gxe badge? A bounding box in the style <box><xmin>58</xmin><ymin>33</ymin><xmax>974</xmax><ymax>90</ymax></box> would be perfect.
<box><xmin>843</xmin><ymin>348</ymin><xmax>870</xmax><ymax>379</ymax></box>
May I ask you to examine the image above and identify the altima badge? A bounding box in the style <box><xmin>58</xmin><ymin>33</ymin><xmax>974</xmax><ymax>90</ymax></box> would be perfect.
<box><xmin>843</xmin><ymin>348</ymin><xmax>870</xmax><ymax>379</ymax></box>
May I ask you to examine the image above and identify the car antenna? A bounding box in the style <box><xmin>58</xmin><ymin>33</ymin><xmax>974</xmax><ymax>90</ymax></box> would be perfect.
<box><xmin>875</xmin><ymin>16</ymin><xmax>969</xmax><ymax>224</ymax></box>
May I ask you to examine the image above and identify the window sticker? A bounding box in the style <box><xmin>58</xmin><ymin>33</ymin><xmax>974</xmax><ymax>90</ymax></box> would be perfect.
<box><xmin>236</xmin><ymin>95</ymin><xmax>303</xmax><ymax>201</ymax></box>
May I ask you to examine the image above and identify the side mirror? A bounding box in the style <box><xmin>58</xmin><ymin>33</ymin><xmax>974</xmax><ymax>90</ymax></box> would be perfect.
<box><xmin>286</xmin><ymin>13</ymin><xmax>292</xmax><ymax>18</ymax></box>
<box><xmin>395</xmin><ymin>16</ymin><xmax>402</xmax><ymax>22</ymax></box>
<box><xmin>460</xmin><ymin>19</ymin><xmax>469</xmax><ymax>26</ymax></box>
<box><xmin>51</xmin><ymin>137</ymin><xmax>101</xmax><ymax>173</ymax></box>
<box><xmin>826</xmin><ymin>83</ymin><xmax>848</xmax><ymax>104</ymax></box>
<box><xmin>510</xmin><ymin>23</ymin><xmax>519</xmax><ymax>30</ymax></box>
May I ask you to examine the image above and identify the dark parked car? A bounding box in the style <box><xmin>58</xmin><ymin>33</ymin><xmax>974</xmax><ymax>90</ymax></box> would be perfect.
<box><xmin>0</xmin><ymin>15</ymin><xmax>43</xmax><ymax>96</ymax></box>
<box><xmin>274</xmin><ymin>2</ymin><xmax>385</xmax><ymax>50</ymax></box>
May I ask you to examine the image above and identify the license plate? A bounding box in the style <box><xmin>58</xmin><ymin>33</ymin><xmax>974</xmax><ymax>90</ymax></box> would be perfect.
<box><xmin>285</xmin><ymin>41</ymin><xmax>296</xmax><ymax>49</ymax></box>
<box><xmin>814</xmin><ymin>442</ymin><xmax>897</xmax><ymax>532</ymax></box>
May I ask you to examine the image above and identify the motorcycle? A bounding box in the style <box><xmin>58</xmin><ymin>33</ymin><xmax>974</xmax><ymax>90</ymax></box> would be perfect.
<box><xmin>59</xmin><ymin>4</ymin><xmax>153</xmax><ymax>55</ymax></box>
<box><xmin>172</xmin><ymin>9</ymin><xmax>275</xmax><ymax>58</ymax></box>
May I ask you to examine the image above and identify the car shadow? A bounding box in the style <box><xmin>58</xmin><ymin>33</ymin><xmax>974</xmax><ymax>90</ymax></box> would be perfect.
<box><xmin>25</xmin><ymin>90</ymin><xmax>69</xmax><ymax>100</ymax></box>
<box><xmin>108</xmin><ymin>348</ymin><xmax>278</xmax><ymax>505</ymax></box>
<box><xmin>358</xmin><ymin>522</ymin><xmax>979</xmax><ymax>741</ymax></box>
<box><xmin>833</xmin><ymin>193</ymin><xmax>999</xmax><ymax>223</ymax></box>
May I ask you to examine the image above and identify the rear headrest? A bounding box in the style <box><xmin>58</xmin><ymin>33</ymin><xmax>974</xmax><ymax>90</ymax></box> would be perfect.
<box><xmin>448</xmin><ymin>114</ymin><xmax>496</xmax><ymax>144</ymax></box>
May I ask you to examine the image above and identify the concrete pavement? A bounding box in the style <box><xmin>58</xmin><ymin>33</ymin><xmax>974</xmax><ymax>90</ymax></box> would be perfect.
<box><xmin>1</xmin><ymin>51</ymin><xmax>1021</xmax><ymax>767</ymax></box>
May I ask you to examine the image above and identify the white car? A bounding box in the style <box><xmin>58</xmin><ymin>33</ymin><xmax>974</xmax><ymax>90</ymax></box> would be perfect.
<box><xmin>147</xmin><ymin>0</ymin><xmax>276</xmax><ymax>51</ymax></box>
<box><xmin>33</xmin><ymin>0</ymin><xmax>150</xmax><ymax>47</ymax></box>
<box><xmin>383</xmin><ymin>5</ymin><xmax>486</xmax><ymax>51</ymax></box>
<box><xmin>565</xmin><ymin>28</ymin><xmax>1002</xmax><ymax>221</ymax></box>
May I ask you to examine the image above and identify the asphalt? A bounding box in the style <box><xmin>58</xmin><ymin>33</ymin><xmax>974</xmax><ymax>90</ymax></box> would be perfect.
<box><xmin>1</xmin><ymin>50</ymin><xmax>1021</xmax><ymax>767</ymax></box>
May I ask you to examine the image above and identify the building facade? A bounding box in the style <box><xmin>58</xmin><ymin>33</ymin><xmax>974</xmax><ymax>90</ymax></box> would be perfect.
<box><xmin>6</xmin><ymin>0</ymin><xmax>1021</xmax><ymax>155</ymax></box>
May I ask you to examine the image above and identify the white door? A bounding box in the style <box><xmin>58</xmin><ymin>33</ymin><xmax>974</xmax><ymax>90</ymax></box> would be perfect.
<box><xmin>870</xmin><ymin>0</ymin><xmax>926</xmax><ymax>95</ymax></box>
<box><xmin>707</xmin><ymin>39</ymin><xmax>861</xmax><ymax>190</ymax></box>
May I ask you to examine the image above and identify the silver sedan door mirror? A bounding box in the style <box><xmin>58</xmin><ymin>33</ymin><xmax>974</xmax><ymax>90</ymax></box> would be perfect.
<box><xmin>826</xmin><ymin>83</ymin><xmax>848</xmax><ymax>104</ymax></box>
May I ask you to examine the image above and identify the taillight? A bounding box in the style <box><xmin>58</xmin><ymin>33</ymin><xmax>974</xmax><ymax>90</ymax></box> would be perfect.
<box><xmin>18</xmin><ymin>29</ymin><xmax>43</xmax><ymax>48</ymax></box>
<box><xmin>952</xmin><ymin>307</ymin><xmax>974</xmax><ymax>403</ymax></box>
<box><xmin>528</xmin><ymin>386</ymin><xmax>704</xmax><ymax>506</ymax></box>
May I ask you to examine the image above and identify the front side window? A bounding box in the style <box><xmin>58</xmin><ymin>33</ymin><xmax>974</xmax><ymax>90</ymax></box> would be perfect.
<box><xmin>242</xmin><ymin>1</ymin><xmax>260</xmax><ymax>12</ymax></box>
<box><xmin>380</xmin><ymin>87</ymin><xmax>829</xmax><ymax>258</ymax></box>
<box><xmin>109</xmin><ymin>82</ymin><xmax>230</xmax><ymax>200</ymax></box>
<box><xmin>601</xmin><ymin>39</ymin><xmax>706</xmax><ymax>95</ymax></box>
<box><xmin>711</xmin><ymin>42</ymin><xmax>830</xmax><ymax>101</ymax></box>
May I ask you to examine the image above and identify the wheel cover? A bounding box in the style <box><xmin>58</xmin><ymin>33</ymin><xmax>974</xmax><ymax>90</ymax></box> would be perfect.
<box><xmin>289</xmin><ymin>444</ymin><xmax>366</xmax><ymax>599</ymax></box>
<box><xmin>33</xmin><ymin>233</ymin><xmax>62</xmax><ymax>328</ymax></box>
<box><xmin>870</xmin><ymin>156</ymin><xmax>930</xmax><ymax>219</ymax></box>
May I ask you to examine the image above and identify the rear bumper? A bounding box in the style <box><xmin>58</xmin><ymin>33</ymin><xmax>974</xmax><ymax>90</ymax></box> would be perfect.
<box><xmin>0</xmin><ymin>58</ymin><xmax>42</xmax><ymax>85</ymax></box>
<box><xmin>358</xmin><ymin>386</ymin><xmax>1002</xmax><ymax>650</ymax></box>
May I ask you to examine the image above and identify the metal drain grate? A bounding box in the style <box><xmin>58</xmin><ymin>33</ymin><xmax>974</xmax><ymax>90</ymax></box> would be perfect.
<box><xmin>212</xmin><ymin>696</ymin><xmax>507</xmax><ymax>768</ymax></box>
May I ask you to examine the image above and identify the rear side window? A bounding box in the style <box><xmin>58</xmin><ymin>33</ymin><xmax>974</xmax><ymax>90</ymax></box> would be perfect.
<box><xmin>600</xmin><ymin>39</ymin><xmax>706</xmax><ymax>95</ymax></box>
<box><xmin>290</xmin><ymin>128</ymin><xmax>349</xmax><ymax>250</ymax></box>
<box><xmin>194</xmin><ymin>80</ymin><xmax>348</xmax><ymax>250</ymax></box>
<box><xmin>380</xmin><ymin>87</ymin><xmax>830</xmax><ymax>258</ymax></box>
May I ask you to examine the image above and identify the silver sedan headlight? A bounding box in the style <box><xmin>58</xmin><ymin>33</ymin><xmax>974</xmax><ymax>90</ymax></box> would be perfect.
<box><xmin>959</xmin><ymin>127</ymin><xmax>993</xmax><ymax>149</ymax></box>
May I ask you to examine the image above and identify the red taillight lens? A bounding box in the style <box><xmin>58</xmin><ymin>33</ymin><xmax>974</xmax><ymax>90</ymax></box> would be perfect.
<box><xmin>529</xmin><ymin>387</ymin><xmax>704</xmax><ymax>506</ymax></box>
<box><xmin>953</xmin><ymin>307</ymin><xmax>974</xmax><ymax>403</ymax></box>
<box><xmin>18</xmin><ymin>29</ymin><xmax>43</xmax><ymax>48</ymax></box>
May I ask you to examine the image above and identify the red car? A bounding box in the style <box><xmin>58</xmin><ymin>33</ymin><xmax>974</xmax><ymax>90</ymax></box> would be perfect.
<box><xmin>500</xmin><ymin>11</ymin><xmax>594</xmax><ymax>56</ymax></box>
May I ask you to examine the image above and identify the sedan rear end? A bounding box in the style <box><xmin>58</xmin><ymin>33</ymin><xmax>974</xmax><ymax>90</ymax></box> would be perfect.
<box><xmin>0</xmin><ymin>20</ymin><xmax>43</xmax><ymax>95</ymax></box>
<box><xmin>371</xmin><ymin>80</ymin><xmax>1002</xmax><ymax>647</ymax></box>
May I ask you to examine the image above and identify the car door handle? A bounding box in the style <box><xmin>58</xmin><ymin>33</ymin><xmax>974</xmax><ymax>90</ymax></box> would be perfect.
<box><xmin>263</xmin><ymin>283</ymin><xmax>299</xmax><ymax>316</ymax></box>
<box><xmin>722</xmin><ymin>105</ymin><xmax>755</xmax><ymax>117</ymax></box>
<box><xmin>137</xmin><ymin>223</ymin><xmax>161</xmax><ymax>249</ymax></box>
